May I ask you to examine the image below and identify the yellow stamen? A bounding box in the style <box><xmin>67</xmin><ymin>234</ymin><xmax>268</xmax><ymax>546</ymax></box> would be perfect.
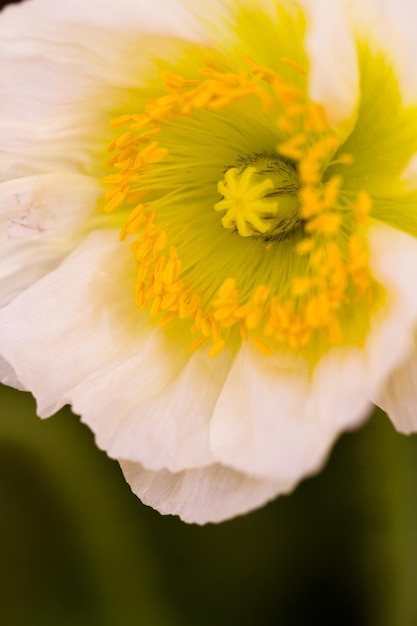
<box><xmin>281</xmin><ymin>56</ymin><xmax>306</xmax><ymax>75</ymax></box>
<box><xmin>109</xmin><ymin>114</ymin><xmax>133</xmax><ymax>127</ymax></box>
<box><xmin>103</xmin><ymin>57</ymin><xmax>375</xmax><ymax>358</ymax></box>
<box><xmin>208</xmin><ymin>339</ymin><xmax>226</xmax><ymax>358</ymax></box>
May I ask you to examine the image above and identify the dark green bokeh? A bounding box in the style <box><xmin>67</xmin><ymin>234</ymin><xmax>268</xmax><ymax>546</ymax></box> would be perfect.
<box><xmin>1</xmin><ymin>383</ymin><xmax>417</xmax><ymax>626</ymax></box>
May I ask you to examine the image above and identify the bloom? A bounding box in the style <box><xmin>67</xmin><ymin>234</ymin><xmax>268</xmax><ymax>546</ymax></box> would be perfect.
<box><xmin>1</xmin><ymin>0</ymin><xmax>417</xmax><ymax>523</ymax></box>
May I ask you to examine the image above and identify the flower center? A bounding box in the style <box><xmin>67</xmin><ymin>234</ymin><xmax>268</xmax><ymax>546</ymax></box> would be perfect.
<box><xmin>215</xmin><ymin>155</ymin><xmax>301</xmax><ymax>240</ymax></box>
<box><xmin>103</xmin><ymin>55</ymin><xmax>377</xmax><ymax>360</ymax></box>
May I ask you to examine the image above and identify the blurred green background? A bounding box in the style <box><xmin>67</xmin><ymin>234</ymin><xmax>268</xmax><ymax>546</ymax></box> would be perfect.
<box><xmin>1</xmin><ymin>383</ymin><xmax>417</xmax><ymax>626</ymax></box>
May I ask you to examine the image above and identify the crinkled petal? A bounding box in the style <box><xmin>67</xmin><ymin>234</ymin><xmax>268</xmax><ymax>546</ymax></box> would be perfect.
<box><xmin>0</xmin><ymin>173</ymin><xmax>100</xmax><ymax>306</ymax></box>
<box><xmin>210</xmin><ymin>225</ymin><xmax>417</xmax><ymax>482</ymax></box>
<box><xmin>120</xmin><ymin>460</ymin><xmax>293</xmax><ymax>525</ymax></box>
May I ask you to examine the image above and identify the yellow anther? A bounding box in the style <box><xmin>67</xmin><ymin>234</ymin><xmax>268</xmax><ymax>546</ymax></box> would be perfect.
<box><xmin>305</xmin><ymin>212</ymin><xmax>342</xmax><ymax>235</ymax></box>
<box><xmin>139</xmin><ymin>142</ymin><xmax>169</xmax><ymax>165</ymax></box>
<box><xmin>194</xmin><ymin>310</ymin><xmax>210</xmax><ymax>336</ymax></box>
<box><xmin>131</xmin><ymin>114</ymin><xmax>151</xmax><ymax>129</ymax></box>
<box><xmin>211</xmin><ymin>320</ymin><xmax>222</xmax><ymax>343</ymax></box>
<box><xmin>217</xmin><ymin>278</ymin><xmax>237</xmax><ymax>299</ymax></box>
<box><xmin>251</xmin><ymin>337</ymin><xmax>273</xmax><ymax>356</ymax></box>
<box><xmin>209</xmin><ymin>340</ymin><xmax>226</xmax><ymax>359</ymax></box>
<box><xmin>353</xmin><ymin>190</ymin><xmax>372</xmax><ymax>224</ymax></box>
<box><xmin>137</xmin><ymin>128</ymin><xmax>161</xmax><ymax>142</ymax></box>
<box><xmin>281</xmin><ymin>56</ymin><xmax>306</xmax><ymax>75</ymax></box>
<box><xmin>324</xmin><ymin>318</ymin><xmax>342</xmax><ymax>344</ymax></box>
<box><xmin>212</xmin><ymin>278</ymin><xmax>240</xmax><ymax>326</ymax></box>
<box><xmin>163</xmin><ymin>72</ymin><xmax>200</xmax><ymax>92</ymax></box>
<box><xmin>277</xmin><ymin>115</ymin><xmax>295</xmax><ymax>133</ymax></box>
<box><xmin>292</xmin><ymin>277</ymin><xmax>312</xmax><ymax>296</ymax></box>
<box><xmin>119</xmin><ymin>209</ymin><xmax>146</xmax><ymax>240</ymax></box>
<box><xmin>150</xmin><ymin>295</ymin><xmax>162</xmax><ymax>317</ymax></box>
<box><xmin>295</xmin><ymin>238</ymin><xmax>315</xmax><ymax>255</ymax></box>
<box><xmin>106</xmin><ymin>153</ymin><xmax>120</xmax><ymax>167</ymax></box>
<box><xmin>335</xmin><ymin>153</ymin><xmax>354</xmax><ymax>166</ymax></box>
<box><xmin>102</xmin><ymin>174</ymin><xmax>124</xmax><ymax>185</ymax></box>
<box><xmin>159</xmin><ymin>312</ymin><xmax>178</xmax><ymax>327</ymax></box>
<box><xmin>243</xmin><ymin>55</ymin><xmax>281</xmax><ymax>82</ymax></box>
<box><xmin>153</xmin><ymin>230</ymin><xmax>168</xmax><ymax>253</ymax></box>
<box><xmin>189</xmin><ymin>336</ymin><xmax>208</xmax><ymax>352</ymax></box>
<box><xmin>240</xmin><ymin>321</ymin><xmax>249</xmax><ymax>341</ymax></box>
<box><xmin>109</xmin><ymin>114</ymin><xmax>133</xmax><ymax>127</ymax></box>
<box><xmin>322</xmin><ymin>175</ymin><xmax>343</xmax><ymax>208</ymax></box>
<box><xmin>299</xmin><ymin>186</ymin><xmax>322</xmax><ymax>218</ymax></box>
<box><xmin>304</xmin><ymin>104</ymin><xmax>328</xmax><ymax>133</ymax></box>
<box><xmin>137</xmin><ymin>262</ymin><xmax>150</xmax><ymax>283</ymax></box>
<box><xmin>103</xmin><ymin>189</ymin><xmax>128</xmax><ymax>213</ymax></box>
<box><xmin>116</xmin><ymin>131</ymin><xmax>134</xmax><ymax>149</ymax></box>
<box><xmin>277</xmin><ymin>134</ymin><xmax>307</xmax><ymax>160</ymax></box>
<box><xmin>273</xmin><ymin>82</ymin><xmax>303</xmax><ymax>107</ymax></box>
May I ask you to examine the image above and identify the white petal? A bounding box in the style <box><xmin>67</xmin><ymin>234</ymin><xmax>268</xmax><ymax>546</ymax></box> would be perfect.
<box><xmin>0</xmin><ymin>40</ymin><xmax>110</xmax><ymax>179</ymax></box>
<box><xmin>375</xmin><ymin>340</ymin><xmax>417</xmax><ymax>434</ymax></box>
<box><xmin>73</xmin><ymin>346</ymin><xmax>233</xmax><ymax>472</ymax></box>
<box><xmin>0</xmin><ymin>230</ymin><xmax>133</xmax><ymax>411</ymax></box>
<box><xmin>0</xmin><ymin>173</ymin><xmax>100</xmax><ymax>306</ymax></box>
<box><xmin>402</xmin><ymin>153</ymin><xmax>417</xmax><ymax>191</ymax></box>
<box><xmin>210</xmin><ymin>345</ymin><xmax>351</xmax><ymax>483</ymax></box>
<box><xmin>210</xmin><ymin>225</ymin><xmax>417</xmax><ymax>482</ymax></box>
<box><xmin>302</xmin><ymin>0</ymin><xmax>359</xmax><ymax>128</ymax></box>
<box><xmin>0</xmin><ymin>57</ymin><xmax>126</xmax><ymax>181</ymax></box>
<box><xmin>2</xmin><ymin>0</ymin><xmax>203</xmax><ymax>39</ymax></box>
<box><xmin>0</xmin><ymin>356</ymin><xmax>26</xmax><ymax>391</ymax></box>
<box><xmin>120</xmin><ymin>460</ymin><xmax>292</xmax><ymax>524</ymax></box>
<box><xmin>0</xmin><ymin>229</ymin><xmax>232</xmax><ymax>472</ymax></box>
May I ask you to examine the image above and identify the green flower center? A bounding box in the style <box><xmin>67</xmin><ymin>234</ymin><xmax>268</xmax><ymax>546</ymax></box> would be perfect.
<box><xmin>102</xmin><ymin>51</ymin><xmax>379</xmax><ymax>360</ymax></box>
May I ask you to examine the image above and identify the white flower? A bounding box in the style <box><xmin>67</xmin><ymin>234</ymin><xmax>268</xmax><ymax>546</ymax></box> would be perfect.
<box><xmin>1</xmin><ymin>0</ymin><xmax>417</xmax><ymax>524</ymax></box>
